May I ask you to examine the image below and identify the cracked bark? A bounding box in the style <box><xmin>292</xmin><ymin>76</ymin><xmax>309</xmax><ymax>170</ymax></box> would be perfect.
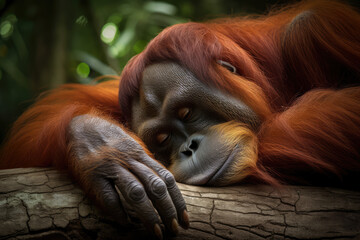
<box><xmin>0</xmin><ymin>168</ymin><xmax>359</xmax><ymax>240</ymax></box>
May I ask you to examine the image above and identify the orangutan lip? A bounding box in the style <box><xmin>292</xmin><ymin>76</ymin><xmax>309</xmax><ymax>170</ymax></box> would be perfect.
<box><xmin>206</xmin><ymin>144</ymin><xmax>239</xmax><ymax>185</ymax></box>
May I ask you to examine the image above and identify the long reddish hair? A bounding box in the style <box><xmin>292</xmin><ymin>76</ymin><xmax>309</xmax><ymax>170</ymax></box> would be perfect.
<box><xmin>1</xmin><ymin>1</ymin><xmax>359</xmax><ymax>188</ymax></box>
<box><xmin>119</xmin><ymin>1</ymin><xmax>360</xmax><ymax>121</ymax></box>
<box><xmin>119</xmin><ymin>0</ymin><xmax>360</xmax><ymax>187</ymax></box>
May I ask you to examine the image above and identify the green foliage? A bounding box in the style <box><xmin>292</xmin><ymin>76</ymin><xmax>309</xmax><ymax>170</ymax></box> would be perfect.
<box><xmin>0</xmin><ymin>0</ymin><xmax>284</xmax><ymax>141</ymax></box>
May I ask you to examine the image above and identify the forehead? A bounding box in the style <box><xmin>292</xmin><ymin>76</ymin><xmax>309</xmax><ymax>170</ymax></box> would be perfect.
<box><xmin>141</xmin><ymin>62</ymin><xmax>199</xmax><ymax>96</ymax></box>
<box><xmin>131</xmin><ymin>62</ymin><xmax>203</xmax><ymax>131</ymax></box>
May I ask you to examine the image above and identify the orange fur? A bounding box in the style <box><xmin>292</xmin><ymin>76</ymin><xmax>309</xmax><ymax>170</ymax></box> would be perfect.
<box><xmin>119</xmin><ymin>0</ymin><xmax>360</xmax><ymax>117</ymax></box>
<box><xmin>257</xmin><ymin>87</ymin><xmax>360</xmax><ymax>187</ymax></box>
<box><xmin>209</xmin><ymin>121</ymin><xmax>258</xmax><ymax>184</ymax></box>
<box><xmin>1</xmin><ymin>1</ymin><xmax>359</xmax><ymax>188</ymax></box>
<box><xmin>0</xmin><ymin>79</ymin><xmax>121</xmax><ymax>168</ymax></box>
<box><xmin>118</xmin><ymin>0</ymin><xmax>360</xmax><ymax>187</ymax></box>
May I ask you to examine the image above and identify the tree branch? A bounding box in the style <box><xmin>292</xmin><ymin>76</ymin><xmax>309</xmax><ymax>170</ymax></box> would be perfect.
<box><xmin>0</xmin><ymin>168</ymin><xmax>359</xmax><ymax>239</ymax></box>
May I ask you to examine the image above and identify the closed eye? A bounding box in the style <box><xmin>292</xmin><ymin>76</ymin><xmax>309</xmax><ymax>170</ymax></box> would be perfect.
<box><xmin>156</xmin><ymin>132</ymin><xmax>170</xmax><ymax>145</ymax></box>
<box><xmin>178</xmin><ymin>107</ymin><xmax>191</xmax><ymax>121</ymax></box>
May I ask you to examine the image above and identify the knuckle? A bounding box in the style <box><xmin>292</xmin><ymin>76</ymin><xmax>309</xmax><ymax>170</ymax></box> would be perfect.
<box><xmin>160</xmin><ymin>169</ymin><xmax>176</xmax><ymax>188</ymax></box>
<box><xmin>126</xmin><ymin>181</ymin><xmax>146</xmax><ymax>203</ymax></box>
<box><xmin>149</xmin><ymin>177</ymin><xmax>167</xmax><ymax>198</ymax></box>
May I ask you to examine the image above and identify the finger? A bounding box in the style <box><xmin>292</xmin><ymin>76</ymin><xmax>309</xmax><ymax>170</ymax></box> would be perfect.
<box><xmin>128</xmin><ymin>161</ymin><xmax>179</xmax><ymax>234</ymax></box>
<box><xmin>115</xmin><ymin>185</ymin><xmax>140</xmax><ymax>223</ymax></box>
<box><xmin>113</xmin><ymin>165</ymin><xmax>163</xmax><ymax>240</ymax></box>
<box><xmin>137</xmin><ymin>155</ymin><xmax>189</xmax><ymax>229</ymax></box>
<box><xmin>157</xmin><ymin>168</ymin><xmax>189</xmax><ymax>229</ymax></box>
<box><xmin>91</xmin><ymin>178</ymin><xmax>129</xmax><ymax>225</ymax></box>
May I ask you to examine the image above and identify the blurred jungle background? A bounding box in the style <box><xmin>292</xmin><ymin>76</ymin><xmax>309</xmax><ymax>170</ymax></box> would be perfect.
<box><xmin>0</xmin><ymin>0</ymin><xmax>358</xmax><ymax>143</ymax></box>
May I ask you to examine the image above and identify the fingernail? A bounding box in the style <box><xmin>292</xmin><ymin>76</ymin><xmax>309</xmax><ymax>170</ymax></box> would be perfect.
<box><xmin>172</xmin><ymin>218</ymin><xmax>179</xmax><ymax>234</ymax></box>
<box><xmin>182</xmin><ymin>210</ymin><xmax>190</xmax><ymax>229</ymax></box>
<box><xmin>154</xmin><ymin>224</ymin><xmax>163</xmax><ymax>240</ymax></box>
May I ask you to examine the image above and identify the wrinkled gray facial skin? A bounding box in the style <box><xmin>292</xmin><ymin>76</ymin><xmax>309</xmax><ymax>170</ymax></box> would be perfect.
<box><xmin>131</xmin><ymin>62</ymin><xmax>259</xmax><ymax>185</ymax></box>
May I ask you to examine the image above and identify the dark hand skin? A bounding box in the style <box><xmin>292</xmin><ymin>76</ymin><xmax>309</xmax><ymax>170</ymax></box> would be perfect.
<box><xmin>131</xmin><ymin>62</ymin><xmax>260</xmax><ymax>185</ymax></box>
<box><xmin>68</xmin><ymin>115</ymin><xmax>188</xmax><ymax>239</ymax></box>
<box><xmin>67</xmin><ymin>62</ymin><xmax>258</xmax><ymax>238</ymax></box>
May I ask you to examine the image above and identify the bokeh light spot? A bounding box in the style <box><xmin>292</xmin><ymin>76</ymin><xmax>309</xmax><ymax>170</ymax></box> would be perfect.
<box><xmin>0</xmin><ymin>20</ymin><xmax>13</xmax><ymax>38</ymax></box>
<box><xmin>101</xmin><ymin>23</ymin><xmax>117</xmax><ymax>44</ymax></box>
<box><xmin>76</xmin><ymin>62</ymin><xmax>90</xmax><ymax>78</ymax></box>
